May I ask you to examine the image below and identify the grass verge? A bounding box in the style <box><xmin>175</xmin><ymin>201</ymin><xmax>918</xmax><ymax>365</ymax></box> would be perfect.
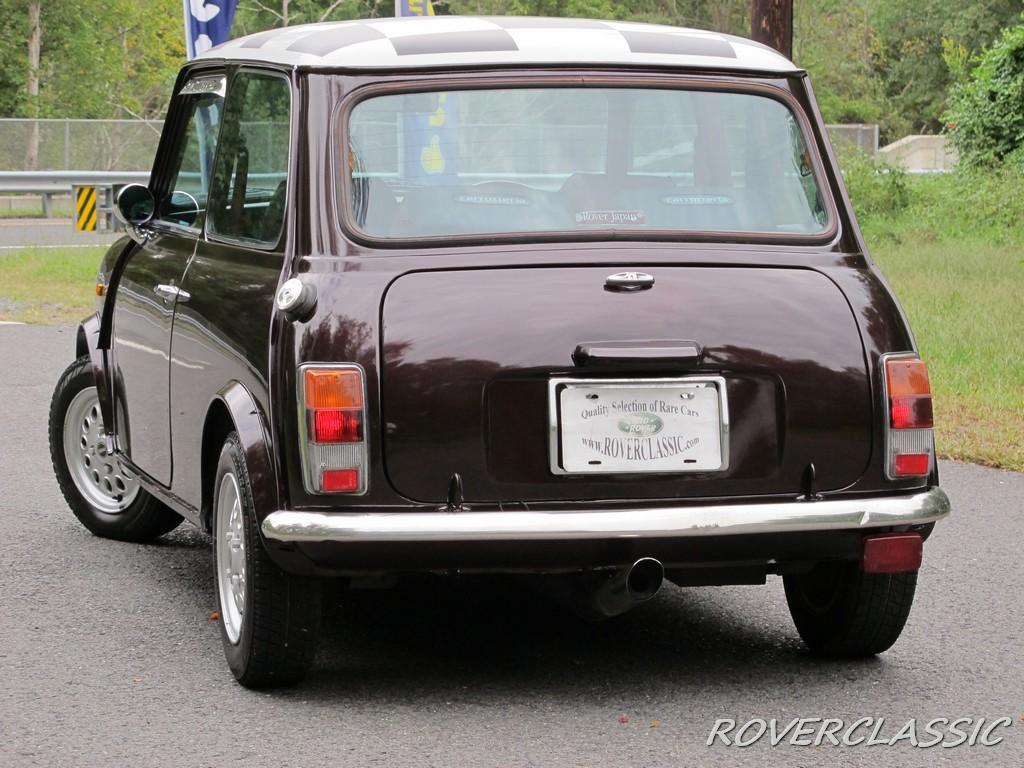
<box><xmin>871</xmin><ymin>240</ymin><xmax>1024</xmax><ymax>471</ymax></box>
<box><xmin>0</xmin><ymin>247</ymin><xmax>104</xmax><ymax>325</ymax></box>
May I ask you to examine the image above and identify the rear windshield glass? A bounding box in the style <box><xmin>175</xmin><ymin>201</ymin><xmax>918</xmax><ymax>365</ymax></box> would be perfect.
<box><xmin>342</xmin><ymin>87</ymin><xmax>829</xmax><ymax>240</ymax></box>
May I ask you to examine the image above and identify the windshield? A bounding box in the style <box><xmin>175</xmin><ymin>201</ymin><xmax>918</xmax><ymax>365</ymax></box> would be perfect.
<box><xmin>342</xmin><ymin>86</ymin><xmax>829</xmax><ymax>240</ymax></box>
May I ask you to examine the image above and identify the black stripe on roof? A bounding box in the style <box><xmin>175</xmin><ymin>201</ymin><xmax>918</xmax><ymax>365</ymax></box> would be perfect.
<box><xmin>390</xmin><ymin>29</ymin><xmax>518</xmax><ymax>56</ymax></box>
<box><xmin>287</xmin><ymin>25</ymin><xmax>387</xmax><ymax>56</ymax></box>
<box><xmin>621</xmin><ymin>31</ymin><xmax>735</xmax><ymax>58</ymax></box>
<box><xmin>490</xmin><ymin>17</ymin><xmax>612</xmax><ymax>29</ymax></box>
<box><xmin>240</xmin><ymin>29</ymin><xmax>281</xmax><ymax>49</ymax></box>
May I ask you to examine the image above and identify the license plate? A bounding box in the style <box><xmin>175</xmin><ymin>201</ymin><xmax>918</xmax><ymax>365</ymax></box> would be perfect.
<box><xmin>549</xmin><ymin>378</ymin><xmax>728</xmax><ymax>475</ymax></box>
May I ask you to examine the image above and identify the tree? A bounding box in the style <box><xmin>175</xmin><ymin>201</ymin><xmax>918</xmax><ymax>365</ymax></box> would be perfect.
<box><xmin>945</xmin><ymin>19</ymin><xmax>1024</xmax><ymax>166</ymax></box>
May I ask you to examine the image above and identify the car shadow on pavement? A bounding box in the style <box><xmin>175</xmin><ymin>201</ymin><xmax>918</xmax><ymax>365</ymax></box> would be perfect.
<box><xmin>270</xmin><ymin>574</ymin><xmax>884</xmax><ymax>702</ymax></box>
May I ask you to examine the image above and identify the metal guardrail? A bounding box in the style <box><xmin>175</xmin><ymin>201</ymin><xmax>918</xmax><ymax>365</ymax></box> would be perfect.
<box><xmin>0</xmin><ymin>170</ymin><xmax>149</xmax><ymax>219</ymax></box>
<box><xmin>0</xmin><ymin>170</ymin><xmax>149</xmax><ymax>193</ymax></box>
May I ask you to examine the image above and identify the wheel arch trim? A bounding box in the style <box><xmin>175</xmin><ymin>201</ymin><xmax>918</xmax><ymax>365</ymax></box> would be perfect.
<box><xmin>201</xmin><ymin>381</ymin><xmax>278</xmax><ymax>532</ymax></box>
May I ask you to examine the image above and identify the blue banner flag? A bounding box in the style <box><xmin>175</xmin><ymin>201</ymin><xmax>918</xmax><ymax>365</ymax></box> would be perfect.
<box><xmin>396</xmin><ymin>0</ymin><xmax>435</xmax><ymax>15</ymax></box>
<box><xmin>183</xmin><ymin>0</ymin><xmax>239</xmax><ymax>59</ymax></box>
<box><xmin>396</xmin><ymin>0</ymin><xmax>456</xmax><ymax>182</ymax></box>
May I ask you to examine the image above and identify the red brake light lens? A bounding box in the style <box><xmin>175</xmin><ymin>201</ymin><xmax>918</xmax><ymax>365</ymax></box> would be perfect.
<box><xmin>313</xmin><ymin>409</ymin><xmax>362</xmax><ymax>443</ymax></box>
<box><xmin>890</xmin><ymin>395</ymin><xmax>934</xmax><ymax>430</ymax></box>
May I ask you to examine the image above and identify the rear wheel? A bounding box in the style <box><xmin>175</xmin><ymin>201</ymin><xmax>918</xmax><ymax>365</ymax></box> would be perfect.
<box><xmin>48</xmin><ymin>356</ymin><xmax>181</xmax><ymax>542</ymax></box>
<box><xmin>783</xmin><ymin>561</ymin><xmax>917</xmax><ymax>657</ymax></box>
<box><xmin>213</xmin><ymin>432</ymin><xmax>321</xmax><ymax>688</ymax></box>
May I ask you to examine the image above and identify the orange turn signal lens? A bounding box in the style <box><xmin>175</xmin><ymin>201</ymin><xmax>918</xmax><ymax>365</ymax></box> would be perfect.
<box><xmin>885</xmin><ymin>358</ymin><xmax>930</xmax><ymax>397</ymax></box>
<box><xmin>304</xmin><ymin>368</ymin><xmax>363</xmax><ymax>409</ymax></box>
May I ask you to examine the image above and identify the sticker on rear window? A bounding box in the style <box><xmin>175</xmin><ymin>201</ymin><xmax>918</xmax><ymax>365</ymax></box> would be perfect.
<box><xmin>662</xmin><ymin>194</ymin><xmax>733</xmax><ymax>206</ymax></box>
<box><xmin>454</xmin><ymin>194</ymin><xmax>530</xmax><ymax>206</ymax></box>
<box><xmin>575</xmin><ymin>210</ymin><xmax>646</xmax><ymax>226</ymax></box>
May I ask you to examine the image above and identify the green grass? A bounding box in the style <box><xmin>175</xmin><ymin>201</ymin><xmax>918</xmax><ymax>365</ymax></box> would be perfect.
<box><xmin>854</xmin><ymin>163</ymin><xmax>1024</xmax><ymax>471</ymax></box>
<box><xmin>0</xmin><ymin>247</ymin><xmax>104</xmax><ymax>325</ymax></box>
<box><xmin>871</xmin><ymin>240</ymin><xmax>1024</xmax><ymax>471</ymax></box>
<box><xmin>0</xmin><ymin>206</ymin><xmax>74</xmax><ymax>219</ymax></box>
<box><xmin>1</xmin><ymin>170</ymin><xmax>1021</xmax><ymax>471</ymax></box>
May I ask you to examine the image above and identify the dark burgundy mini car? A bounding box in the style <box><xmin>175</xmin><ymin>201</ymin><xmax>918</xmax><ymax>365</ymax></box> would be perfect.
<box><xmin>48</xmin><ymin>16</ymin><xmax>950</xmax><ymax>687</ymax></box>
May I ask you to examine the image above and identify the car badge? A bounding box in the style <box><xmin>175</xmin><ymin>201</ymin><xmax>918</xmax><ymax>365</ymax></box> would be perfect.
<box><xmin>605</xmin><ymin>271</ymin><xmax>655</xmax><ymax>292</ymax></box>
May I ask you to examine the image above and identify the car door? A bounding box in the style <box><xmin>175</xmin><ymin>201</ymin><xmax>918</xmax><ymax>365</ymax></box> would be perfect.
<box><xmin>167</xmin><ymin>68</ymin><xmax>292</xmax><ymax>510</ymax></box>
<box><xmin>110</xmin><ymin>72</ymin><xmax>225</xmax><ymax>486</ymax></box>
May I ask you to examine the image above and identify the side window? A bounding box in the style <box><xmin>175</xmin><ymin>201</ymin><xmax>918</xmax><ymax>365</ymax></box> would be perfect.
<box><xmin>208</xmin><ymin>71</ymin><xmax>291</xmax><ymax>247</ymax></box>
<box><xmin>155</xmin><ymin>75</ymin><xmax>224</xmax><ymax>228</ymax></box>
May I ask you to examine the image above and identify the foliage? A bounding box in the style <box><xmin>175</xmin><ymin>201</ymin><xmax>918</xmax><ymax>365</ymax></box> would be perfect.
<box><xmin>837</xmin><ymin>148</ymin><xmax>910</xmax><ymax>220</ymax></box>
<box><xmin>944</xmin><ymin>20</ymin><xmax>1024</xmax><ymax>167</ymax></box>
<box><xmin>0</xmin><ymin>0</ymin><xmax>184</xmax><ymax>120</ymax></box>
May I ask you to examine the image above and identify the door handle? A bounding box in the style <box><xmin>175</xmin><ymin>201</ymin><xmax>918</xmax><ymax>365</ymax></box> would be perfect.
<box><xmin>573</xmin><ymin>340</ymin><xmax>702</xmax><ymax>367</ymax></box>
<box><xmin>154</xmin><ymin>284</ymin><xmax>190</xmax><ymax>303</ymax></box>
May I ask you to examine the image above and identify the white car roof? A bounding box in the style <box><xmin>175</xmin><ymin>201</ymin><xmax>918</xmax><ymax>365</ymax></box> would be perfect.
<box><xmin>198</xmin><ymin>16</ymin><xmax>801</xmax><ymax>75</ymax></box>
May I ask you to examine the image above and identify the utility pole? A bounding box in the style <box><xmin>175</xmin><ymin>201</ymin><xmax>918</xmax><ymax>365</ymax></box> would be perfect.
<box><xmin>750</xmin><ymin>0</ymin><xmax>793</xmax><ymax>59</ymax></box>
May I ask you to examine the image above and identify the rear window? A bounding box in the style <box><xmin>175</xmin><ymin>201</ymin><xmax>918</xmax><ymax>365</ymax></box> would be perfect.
<box><xmin>341</xmin><ymin>86</ymin><xmax>830</xmax><ymax>241</ymax></box>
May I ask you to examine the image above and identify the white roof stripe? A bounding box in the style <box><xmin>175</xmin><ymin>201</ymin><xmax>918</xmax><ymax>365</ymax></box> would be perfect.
<box><xmin>199</xmin><ymin>16</ymin><xmax>800</xmax><ymax>74</ymax></box>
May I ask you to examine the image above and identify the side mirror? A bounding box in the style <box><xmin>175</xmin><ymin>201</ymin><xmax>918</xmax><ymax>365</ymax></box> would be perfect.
<box><xmin>160</xmin><ymin>191</ymin><xmax>200</xmax><ymax>227</ymax></box>
<box><xmin>114</xmin><ymin>183</ymin><xmax>156</xmax><ymax>229</ymax></box>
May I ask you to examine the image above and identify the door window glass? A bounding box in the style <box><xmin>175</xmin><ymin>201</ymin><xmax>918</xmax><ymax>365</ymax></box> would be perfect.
<box><xmin>208</xmin><ymin>72</ymin><xmax>291</xmax><ymax>246</ymax></box>
<box><xmin>155</xmin><ymin>76</ymin><xmax>224</xmax><ymax>228</ymax></box>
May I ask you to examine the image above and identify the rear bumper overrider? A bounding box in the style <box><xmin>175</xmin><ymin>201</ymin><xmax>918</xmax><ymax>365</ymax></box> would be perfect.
<box><xmin>262</xmin><ymin>487</ymin><xmax>949</xmax><ymax>544</ymax></box>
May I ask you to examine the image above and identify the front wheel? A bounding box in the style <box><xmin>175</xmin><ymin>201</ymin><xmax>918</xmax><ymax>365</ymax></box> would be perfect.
<box><xmin>783</xmin><ymin>561</ymin><xmax>917</xmax><ymax>657</ymax></box>
<box><xmin>48</xmin><ymin>356</ymin><xmax>181</xmax><ymax>542</ymax></box>
<box><xmin>213</xmin><ymin>432</ymin><xmax>322</xmax><ymax>688</ymax></box>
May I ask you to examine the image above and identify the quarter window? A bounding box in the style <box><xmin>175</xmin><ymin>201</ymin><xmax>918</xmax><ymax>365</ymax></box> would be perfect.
<box><xmin>208</xmin><ymin>72</ymin><xmax>291</xmax><ymax>247</ymax></box>
<box><xmin>155</xmin><ymin>76</ymin><xmax>224</xmax><ymax>228</ymax></box>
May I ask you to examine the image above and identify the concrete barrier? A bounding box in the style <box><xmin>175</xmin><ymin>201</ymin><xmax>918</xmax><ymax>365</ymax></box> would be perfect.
<box><xmin>879</xmin><ymin>135</ymin><xmax>957</xmax><ymax>172</ymax></box>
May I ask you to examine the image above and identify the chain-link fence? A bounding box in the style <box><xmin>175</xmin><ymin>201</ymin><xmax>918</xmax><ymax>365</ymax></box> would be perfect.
<box><xmin>0</xmin><ymin>118</ymin><xmax>885</xmax><ymax>173</ymax></box>
<box><xmin>0</xmin><ymin>118</ymin><xmax>163</xmax><ymax>171</ymax></box>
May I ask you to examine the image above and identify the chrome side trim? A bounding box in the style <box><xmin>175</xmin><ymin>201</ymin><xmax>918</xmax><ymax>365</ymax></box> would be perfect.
<box><xmin>262</xmin><ymin>487</ymin><xmax>950</xmax><ymax>544</ymax></box>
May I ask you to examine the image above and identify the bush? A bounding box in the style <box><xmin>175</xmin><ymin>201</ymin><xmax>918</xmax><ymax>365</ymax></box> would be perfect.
<box><xmin>838</xmin><ymin>149</ymin><xmax>912</xmax><ymax>219</ymax></box>
<box><xmin>944</xmin><ymin>21</ymin><xmax>1024</xmax><ymax>167</ymax></box>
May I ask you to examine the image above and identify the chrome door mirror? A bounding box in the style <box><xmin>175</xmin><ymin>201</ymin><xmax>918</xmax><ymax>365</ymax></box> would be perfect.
<box><xmin>160</xmin><ymin>190</ymin><xmax>200</xmax><ymax>227</ymax></box>
<box><xmin>114</xmin><ymin>183</ymin><xmax>156</xmax><ymax>242</ymax></box>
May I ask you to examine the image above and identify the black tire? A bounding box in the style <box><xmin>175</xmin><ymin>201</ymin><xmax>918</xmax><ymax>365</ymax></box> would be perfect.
<box><xmin>213</xmin><ymin>432</ymin><xmax>321</xmax><ymax>688</ymax></box>
<box><xmin>783</xmin><ymin>561</ymin><xmax>917</xmax><ymax>657</ymax></box>
<box><xmin>48</xmin><ymin>355</ymin><xmax>182</xmax><ymax>542</ymax></box>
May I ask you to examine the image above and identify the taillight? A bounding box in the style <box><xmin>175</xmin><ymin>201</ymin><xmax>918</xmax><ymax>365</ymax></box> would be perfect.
<box><xmin>883</xmin><ymin>354</ymin><xmax>934</xmax><ymax>479</ymax></box>
<box><xmin>298</xmin><ymin>364</ymin><xmax>368</xmax><ymax>494</ymax></box>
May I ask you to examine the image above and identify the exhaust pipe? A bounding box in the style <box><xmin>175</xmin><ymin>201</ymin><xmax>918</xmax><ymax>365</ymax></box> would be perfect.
<box><xmin>583</xmin><ymin>557</ymin><xmax>665</xmax><ymax>619</ymax></box>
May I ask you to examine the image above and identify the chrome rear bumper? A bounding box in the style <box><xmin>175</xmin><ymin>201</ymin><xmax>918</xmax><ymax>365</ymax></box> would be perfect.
<box><xmin>262</xmin><ymin>488</ymin><xmax>949</xmax><ymax>544</ymax></box>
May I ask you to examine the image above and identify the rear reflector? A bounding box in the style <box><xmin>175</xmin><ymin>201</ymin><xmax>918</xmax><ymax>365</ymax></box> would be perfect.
<box><xmin>883</xmin><ymin>354</ymin><xmax>934</xmax><ymax>480</ymax></box>
<box><xmin>299</xmin><ymin>364</ymin><xmax>368</xmax><ymax>494</ymax></box>
<box><xmin>862</xmin><ymin>533</ymin><xmax>923</xmax><ymax>573</ymax></box>
<box><xmin>322</xmin><ymin>468</ymin><xmax>360</xmax><ymax>492</ymax></box>
<box><xmin>894</xmin><ymin>452</ymin><xmax>930</xmax><ymax>477</ymax></box>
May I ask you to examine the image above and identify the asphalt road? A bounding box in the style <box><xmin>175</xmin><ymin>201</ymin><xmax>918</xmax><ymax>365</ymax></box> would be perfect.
<box><xmin>1</xmin><ymin>323</ymin><xmax>1021</xmax><ymax>768</ymax></box>
<box><xmin>0</xmin><ymin>219</ymin><xmax>118</xmax><ymax>249</ymax></box>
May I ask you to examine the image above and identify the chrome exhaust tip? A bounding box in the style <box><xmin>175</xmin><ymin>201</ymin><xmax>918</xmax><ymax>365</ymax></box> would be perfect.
<box><xmin>626</xmin><ymin>557</ymin><xmax>664</xmax><ymax>602</ymax></box>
